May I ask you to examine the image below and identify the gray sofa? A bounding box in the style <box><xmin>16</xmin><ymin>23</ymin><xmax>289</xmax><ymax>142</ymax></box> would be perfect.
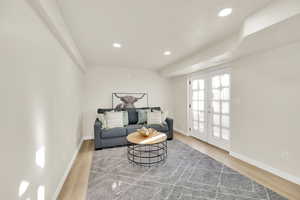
<box><xmin>94</xmin><ymin>107</ymin><xmax>173</xmax><ymax>150</ymax></box>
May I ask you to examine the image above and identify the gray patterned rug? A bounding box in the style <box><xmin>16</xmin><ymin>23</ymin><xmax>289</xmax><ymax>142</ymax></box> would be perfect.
<box><xmin>87</xmin><ymin>139</ymin><xmax>287</xmax><ymax>200</ymax></box>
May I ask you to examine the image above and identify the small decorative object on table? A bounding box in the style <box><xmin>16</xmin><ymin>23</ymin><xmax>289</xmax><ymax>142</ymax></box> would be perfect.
<box><xmin>137</xmin><ymin>127</ymin><xmax>157</xmax><ymax>137</ymax></box>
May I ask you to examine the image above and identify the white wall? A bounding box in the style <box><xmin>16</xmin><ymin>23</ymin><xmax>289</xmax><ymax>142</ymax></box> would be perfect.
<box><xmin>231</xmin><ymin>41</ymin><xmax>300</xmax><ymax>179</ymax></box>
<box><xmin>170</xmin><ymin>41</ymin><xmax>300</xmax><ymax>183</ymax></box>
<box><xmin>170</xmin><ymin>76</ymin><xmax>188</xmax><ymax>133</ymax></box>
<box><xmin>83</xmin><ymin>67</ymin><xmax>174</xmax><ymax>138</ymax></box>
<box><xmin>0</xmin><ymin>0</ymin><xmax>83</xmax><ymax>199</ymax></box>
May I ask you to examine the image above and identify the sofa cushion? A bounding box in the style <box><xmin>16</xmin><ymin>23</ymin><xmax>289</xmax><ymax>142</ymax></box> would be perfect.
<box><xmin>126</xmin><ymin>124</ymin><xmax>143</xmax><ymax>134</ymax></box>
<box><xmin>101</xmin><ymin>127</ymin><xmax>127</xmax><ymax>139</ymax></box>
<box><xmin>127</xmin><ymin>109</ymin><xmax>138</xmax><ymax>124</ymax></box>
<box><xmin>147</xmin><ymin>124</ymin><xmax>169</xmax><ymax>133</ymax></box>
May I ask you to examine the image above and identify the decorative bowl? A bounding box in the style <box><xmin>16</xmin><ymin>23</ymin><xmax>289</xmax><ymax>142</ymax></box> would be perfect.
<box><xmin>148</xmin><ymin>128</ymin><xmax>157</xmax><ymax>134</ymax></box>
<box><xmin>137</xmin><ymin>127</ymin><xmax>157</xmax><ymax>137</ymax></box>
<box><xmin>137</xmin><ymin>127</ymin><xmax>149</xmax><ymax>137</ymax></box>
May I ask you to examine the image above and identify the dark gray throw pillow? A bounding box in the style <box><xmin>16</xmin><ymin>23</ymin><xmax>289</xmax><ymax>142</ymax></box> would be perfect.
<box><xmin>127</xmin><ymin>109</ymin><xmax>138</xmax><ymax>124</ymax></box>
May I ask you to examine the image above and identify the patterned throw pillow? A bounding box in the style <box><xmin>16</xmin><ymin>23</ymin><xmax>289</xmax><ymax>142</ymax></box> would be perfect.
<box><xmin>137</xmin><ymin>109</ymin><xmax>149</xmax><ymax>124</ymax></box>
<box><xmin>105</xmin><ymin>111</ymin><xmax>123</xmax><ymax>129</ymax></box>
<box><xmin>123</xmin><ymin>111</ymin><xmax>129</xmax><ymax>126</ymax></box>
<box><xmin>147</xmin><ymin>111</ymin><xmax>162</xmax><ymax>125</ymax></box>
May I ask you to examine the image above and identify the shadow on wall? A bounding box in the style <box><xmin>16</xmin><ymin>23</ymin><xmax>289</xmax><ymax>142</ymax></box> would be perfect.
<box><xmin>77</xmin><ymin>112</ymin><xmax>84</xmax><ymax>145</ymax></box>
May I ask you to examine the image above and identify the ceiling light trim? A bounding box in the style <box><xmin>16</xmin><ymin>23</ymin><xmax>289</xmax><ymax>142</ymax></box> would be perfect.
<box><xmin>113</xmin><ymin>43</ymin><xmax>122</xmax><ymax>48</ymax></box>
<box><xmin>164</xmin><ymin>51</ymin><xmax>172</xmax><ymax>56</ymax></box>
<box><xmin>218</xmin><ymin>8</ymin><xmax>233</xmax><ymax>17</ymax></box>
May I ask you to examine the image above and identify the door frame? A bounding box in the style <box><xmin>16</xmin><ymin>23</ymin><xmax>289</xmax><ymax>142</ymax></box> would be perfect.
<box><xmin>187</xmin><ymin>66</ymin><xmax>232</xmax><ymax>151</ymax></box>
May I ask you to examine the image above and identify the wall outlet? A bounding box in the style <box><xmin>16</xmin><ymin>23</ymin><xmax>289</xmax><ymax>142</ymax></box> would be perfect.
<box><xmin>281</xmin><ymin>151</ymin><xmax>289</xmax><ymax>161</ymax></box>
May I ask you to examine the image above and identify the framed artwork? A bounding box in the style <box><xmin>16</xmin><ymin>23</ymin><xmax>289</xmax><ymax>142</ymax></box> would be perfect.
<box><xmin>112</xmin><ymin>93</ymin><xmax>148</xmax><ymax>109</ymax></box>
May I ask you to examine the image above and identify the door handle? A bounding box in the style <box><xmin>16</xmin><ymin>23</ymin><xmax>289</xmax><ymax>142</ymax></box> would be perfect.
<box><xmin>208</xmin><ymin>107</ymin><xmax>212</xmax><ymax>114</ymax></box>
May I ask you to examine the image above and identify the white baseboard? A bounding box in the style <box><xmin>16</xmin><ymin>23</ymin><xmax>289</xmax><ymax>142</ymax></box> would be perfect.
<box><xmin>230</xmin><ymin>151</ymin><xmax>300</xmax><ymax>186</ymax></box>
<box><xmin>174</xmin><ymin>128</ymin><xmax>188</xmax><ymax>136</ymax></box>
<box><xmin>83</xmin><ymin>135</ymin><xmax>94</xmax><ymax>140</ymax></box>
<box><xmin>52</xmin><ymin>137</ymin><xmax>84</xmax><ymax>200</ymax></box>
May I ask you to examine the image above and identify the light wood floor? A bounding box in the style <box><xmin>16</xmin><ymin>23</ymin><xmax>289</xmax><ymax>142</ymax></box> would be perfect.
<box><xmin>58</xmin><ymin>132</ymin><xmax>300</xmax><ymax>200</ymax></box>
<box><xmin>58</xmin><ymin>140</ymin><xmax>94</xmax><ymax>200</ymax></box>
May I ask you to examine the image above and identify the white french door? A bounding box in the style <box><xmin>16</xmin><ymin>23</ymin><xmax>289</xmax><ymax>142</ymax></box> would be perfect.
<box><xmin>189</xmin><ymin>76</ymin><xmax>208</xmax><ymax>142</ymax></box>
<box><xmin>189</xmin><ymin>69</ymin><xmax>231</xmax><ymax>150</ymax></box>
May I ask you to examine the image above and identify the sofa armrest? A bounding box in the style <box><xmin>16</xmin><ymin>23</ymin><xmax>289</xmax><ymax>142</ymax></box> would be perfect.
<box><xmin>94</xmin><ymin>118</ymin><xmax>103</xmax><ymax>150</ymax></box>
<box><xmin>95</xmin><ymin>118</ymin><xmax>102</xmax><ymax>128</ymax></box>
<box><xmin>165</xmin><ymin>117</ymin><xmax>173</xmax><ymax>140</ymax></box>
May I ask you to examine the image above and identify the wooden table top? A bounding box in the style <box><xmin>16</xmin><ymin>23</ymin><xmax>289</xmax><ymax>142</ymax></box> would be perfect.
<box><xmin>127</xmin><ymin>131</ymin><xmax>167</xmax><ymax>145</ymax></box>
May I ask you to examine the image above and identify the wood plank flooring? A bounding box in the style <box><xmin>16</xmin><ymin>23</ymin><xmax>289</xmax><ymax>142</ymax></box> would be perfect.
<box><xmin>58</xmin><ymin>132</ymin><xmax>300</xmax><ymax>200</ymax></box>
<box><xmin>58</xmin><ymin>140</ymin><xmax>93</xmax><ymax>200</ymax></box>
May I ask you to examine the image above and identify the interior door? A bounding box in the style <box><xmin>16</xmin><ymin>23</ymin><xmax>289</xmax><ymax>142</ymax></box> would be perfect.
<box><xmin>189</xmin><ymin>69</ymin><xmax>231</xmax><ymax>151</ymax></box>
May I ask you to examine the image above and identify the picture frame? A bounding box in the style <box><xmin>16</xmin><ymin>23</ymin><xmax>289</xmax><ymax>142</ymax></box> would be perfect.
<box><xmin>112</xmin><ymin>93</ymin><xmax>148</xmax><ymax>109</ymax></box>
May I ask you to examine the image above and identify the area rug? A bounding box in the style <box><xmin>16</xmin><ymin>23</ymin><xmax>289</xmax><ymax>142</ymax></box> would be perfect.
<box><xmin>87</xmin><ymin>139</ymin><xmax>287</xmax><ymax>200</ymax></box>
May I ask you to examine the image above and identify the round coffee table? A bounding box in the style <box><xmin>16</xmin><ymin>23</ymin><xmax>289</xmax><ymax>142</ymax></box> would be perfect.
<box><xmin>126</xmin><ymin>131</ymin><xmax>167</xmax><ymax>167</ymax></box>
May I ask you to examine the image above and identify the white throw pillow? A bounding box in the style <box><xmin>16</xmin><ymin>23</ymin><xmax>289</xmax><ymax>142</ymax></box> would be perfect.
<box><xmin>153</xmin><ymin>110</ymin><xmax>168</xmax><ymax>122</ymax></box>
<box><xmin>105</xmin><ymin>111</ymin><xmax>123</xmax><ymax>129</ymax></box>
<box><xmin>162</xmin><ymin>110</ymin><xmax>168</xmax><ymax>122</ymax></box>
<box><xmin>147</xmin><ymin>111</ymin><xmax>162</xmax><ymax>125</ymax></box>
<box><xmin>97</xmin><ymin>113</ymin><xmax>107</xmax><ymax>128</ymax></box>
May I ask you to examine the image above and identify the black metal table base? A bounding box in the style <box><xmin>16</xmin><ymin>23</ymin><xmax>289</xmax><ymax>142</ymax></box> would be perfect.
<box><xmin>127</xmin><ymin>140</ymin><xmax>167</xmax><ymax>167</ymax></box>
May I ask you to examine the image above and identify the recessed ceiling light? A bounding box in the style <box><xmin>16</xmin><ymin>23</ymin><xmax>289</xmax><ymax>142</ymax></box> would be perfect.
<box><xmin>113</xmin><ymin>43</ymin><xmax>122</xmax><ymax>48</ymax></box>
<box><xmin>164</xmin><ymin>51</ymin><xmax>171</xmax><ymax>56</ymax></box>
<box><xmin>218</xmin><ymin>8</ymin><xmax>232</xmax><ymax>17</ymax></box>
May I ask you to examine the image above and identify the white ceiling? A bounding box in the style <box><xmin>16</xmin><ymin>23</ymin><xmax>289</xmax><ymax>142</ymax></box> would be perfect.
<box><xmin>57</xmin><ymin>0</ymin><xmax>272</xmax><ymax>70</ymax></box>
